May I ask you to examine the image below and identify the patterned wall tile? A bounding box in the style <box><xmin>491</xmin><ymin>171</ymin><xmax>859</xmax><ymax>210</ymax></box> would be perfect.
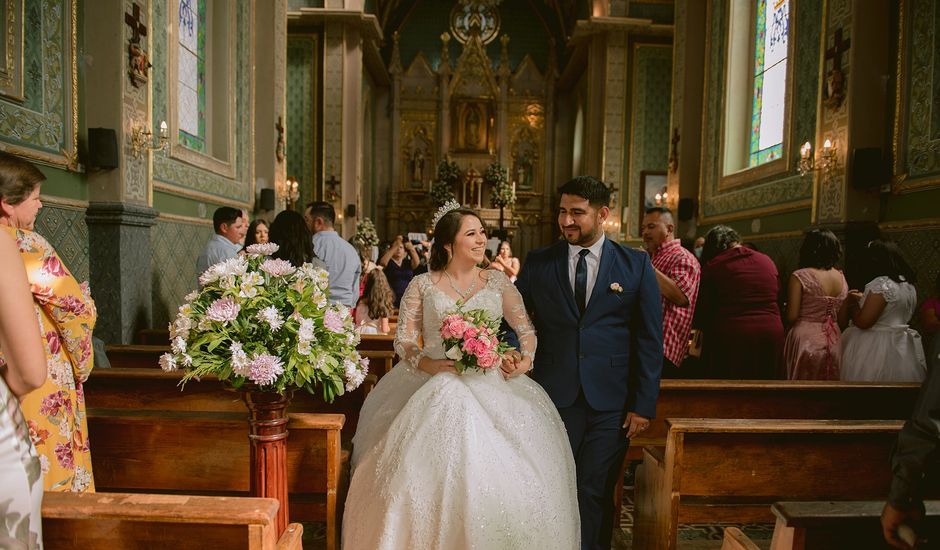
<box><xmin>287</xmin><ymin>35</ymin><xmax>318</xmax><ymax>209</ymax></box>
<box><xmin>34</xmin><ymin>203</ymin><xmax>89</xmax><ymax>283</ymax></box>
<box><xmin>150</xmin><ymin>219</ymin><xmax>214</xmax><ymax>329</ymax></box>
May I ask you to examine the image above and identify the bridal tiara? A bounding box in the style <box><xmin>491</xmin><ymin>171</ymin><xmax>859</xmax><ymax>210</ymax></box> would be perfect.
<box><xmin>431</xmin><ymin>199</ymin><xmax>462</xmax><ymax>228</ymax></box>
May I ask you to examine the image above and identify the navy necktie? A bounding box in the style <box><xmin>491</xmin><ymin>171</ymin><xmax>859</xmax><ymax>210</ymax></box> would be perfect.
<box><xmin>575</xmin><ymin>249</ymin><xmax>589</xmax><ymax>315</ymax></box>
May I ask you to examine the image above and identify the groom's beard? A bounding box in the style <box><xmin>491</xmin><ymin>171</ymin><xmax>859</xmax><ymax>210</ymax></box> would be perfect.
<box><xmin>561</xmin><ymin>225</ymin><xmax>601</xmax><ymax>246</ymax></box>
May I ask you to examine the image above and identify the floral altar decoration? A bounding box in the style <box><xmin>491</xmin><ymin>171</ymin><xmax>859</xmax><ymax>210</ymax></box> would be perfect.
<box><xmin>486</xmin><ymin>162</ymin><xmax>515</xmax><ymax>209</ymax></box>
<box><xmin>161</xmin><ymin>243</ymin><xmax>369</xmax><ymax>401</ymax></box>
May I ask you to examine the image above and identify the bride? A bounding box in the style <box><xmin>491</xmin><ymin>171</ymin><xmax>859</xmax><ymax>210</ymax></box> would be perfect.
<box><xmin>343</xmin><ymin>204</ymin><xmax>579</xmax><ymax>549</ymax></box>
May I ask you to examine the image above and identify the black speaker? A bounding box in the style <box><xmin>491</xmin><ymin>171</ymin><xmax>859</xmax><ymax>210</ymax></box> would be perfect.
<box><xmin>678</xmin><ymin>198</ymin><xmax>695</xmax><ymax>221</ymax></box>
<box><xmin>345</xmin><ymin>204</ymin><xmax>357</xmax><ymax>218</ymax></box>
<box><xmin>851</xmin><ymin>147</ymin><xmax>886</xmax><ymax>190</ymax></box>
<box><xmin>87</xmin><ymin>128</ymin><xmax>118</xmax><ymax>169</ymax></box>
<box><xmin>259</xmin><ymin>188</ymin><xmax>275</xmax><ymax>210</ymax></box>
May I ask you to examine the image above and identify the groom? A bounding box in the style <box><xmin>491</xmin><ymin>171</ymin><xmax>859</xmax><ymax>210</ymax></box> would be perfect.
<box><xmin>514</xmin><ymin>176</ymin><xmax>663</xmax><ymax>550</ymax></box>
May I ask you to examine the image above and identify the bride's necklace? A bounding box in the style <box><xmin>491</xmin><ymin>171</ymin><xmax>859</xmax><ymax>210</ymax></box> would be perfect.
<box><xmin>444</xmin><ymin>268</ymin><xmax>479</xmax><ymax>301</ymax></box>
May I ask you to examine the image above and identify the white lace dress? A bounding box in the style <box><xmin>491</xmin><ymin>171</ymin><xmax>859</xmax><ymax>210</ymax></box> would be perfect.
<box><xmin>342</xmin><ymin>271</ymin><xmax>579</xmax><ymax>550</ymax></box>
<box><xmin>841</xmin><ymin>276</ymin><xmax>927</xmax><ymax>382</ymax></box>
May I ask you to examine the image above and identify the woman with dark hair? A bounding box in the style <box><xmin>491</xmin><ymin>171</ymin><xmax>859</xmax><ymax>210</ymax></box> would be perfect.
<box><xmin>354</xmin><ymin>268</ymin><xmax>394</xmax><ymax>335</ymax></box>
<box><xmin>841</xmin><ymin>239</ymin><xmax>925</xmax><ymax>382</ymax></box>
<box><xmin>694</xmin><ymin>225</ymin><xmax>784</xmax><ymax>379</ymax></box>
<box><xmin>0</xmin><ymin>151</ymin><xmax>97</xmax><ymax>493</ymax></box>
<box><xmin>267</xmin><ymin>210</ymin><xmax>325</xmax><ymax>269</ymax></box>
<box><xmin>344</xmin><ymin>204</ymin><xmax>578</xmax><ymax>549</ymax></box>
<box><xmin>783</xmin><ymin>229</ymin><xmax>849</xmax><ymax>379</ymax></box>
<box><xmin>488</xmin><ymin>240</ymin><xmax>521</xmax><ymax>282</ymax></box>
<box><xmin>242</xmin><ymin>219</ymin><xmax>269</xmax><ymax>251</ymax></box>
<box><xmin>379</xmin><ymin>235</ymin><xmax>420</xmax><ymax>308</ymax></box>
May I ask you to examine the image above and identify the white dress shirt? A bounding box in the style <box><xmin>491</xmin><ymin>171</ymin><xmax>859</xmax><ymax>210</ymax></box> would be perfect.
<box><xmin>567</xmin><ymin>234</ymin><xmax>606</xmax><ymax>305</ymax></box>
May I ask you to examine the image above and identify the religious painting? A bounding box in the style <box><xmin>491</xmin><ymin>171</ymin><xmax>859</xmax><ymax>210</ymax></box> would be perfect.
<box><xmin>639</xmin><ymin>171</ymin><xmax>667</xmax><ymax>234</ymax></box>
<box><xmin>0</xmin><ymin>0</ymin><xmax>24</xmax><ymax>101</ymax></box>
<box><xmin>510</xmin><ymin>126</ymin><xmax>539</xmax><ymax>192</ymax></box>
<box><xmin>404</xmin><ymin>125</ymin><xmax>433</xmax><ymax>188</ymax></box>
<box><xmin>452</xmin><ymin>100</ymin><xmax>492</xmax><ymax>153</ymax></box>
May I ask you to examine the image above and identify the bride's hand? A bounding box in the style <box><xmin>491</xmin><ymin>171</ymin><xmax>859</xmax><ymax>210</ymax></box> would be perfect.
<box><xmin>418</xmin><ymin>357</ymin><xmax>458</xmax><ymax>376</ymax></box>
<box><xmin>500</xmin><ymin>352</ymin><xmax>531</xmax><ymax>380</ymax></box>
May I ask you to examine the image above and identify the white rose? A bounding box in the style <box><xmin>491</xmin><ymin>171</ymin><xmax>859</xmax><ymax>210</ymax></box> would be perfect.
<box><xmin>445</xmin><ymin>345</ymin><xmax>463</xmax><ymax>361</ymax></box>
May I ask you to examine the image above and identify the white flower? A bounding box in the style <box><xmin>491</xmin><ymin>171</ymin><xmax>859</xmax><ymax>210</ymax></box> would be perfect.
<box><xmin>610</xmin><ymin>282</ymin><xmax>623</xmax><ymax>293</ymax></box>
<box><xmin>39</xmin><ymin>455</ymin><xmax>50</xmax><ymax>474</ymax></box>
<box><xmin>343</xmin><ymin>358</ymin><xmax>366</xmax><ymax>391</ymax></box>
<box><xmin>260</xmin><ymin>258</ymin><xmax>297</xmax><ymax>277</ymax></box>
<box><xmin>171</xmin><ymin>336</ymin><xmax>187</xmax><ymax>355</ymax></box>
<box><xmin>181</xmin><ymin>354</ymin><xmax>193</xmax><ymax>367</ymax></box>
<box><xmin>72</xmin><ymin>467</ymin><xmax>92</xmax><ymax>492</ymax></box>
<box><xmin>184</xmin><ymin>291</ymin><xmax>199</xmax><ymax>303</ymax></box>
<box><xmin>257</xmin><ymin>306</ymin><xmax>285</xmax><ymax>332</ymax></box>
<box><xmin>231</xmin><ymin>341</ymin><xmax>250</xmax><ymax>376</ymax></box>
<box><xmin>219</xmin><ymin>275</ymin><xmax>238</xmax><ymax>291</ymax></box>
<box><xmin>243</xmin><ymin>271</ymin><xmax>264</xmax><ymax>287</ymax></box>
<box><xmin>298</xmin><ymin>318</ymin><xmax>316</xmax><ymax>343</ymax></box>
<box><xmin>219</xmin><ymin>255</ymin><xmax>249</xmax><ymax>277</ymax></box>
<box><xmin>239</xmin><ymin>282</ymin><xmax>260</xmax><ymax>298</ymax></box>
<box><xmin>445</xmin><ymin>345</ymin><xmax>463</xmax><ymax>361</ymax></box>
<box><xmin>159</xmin><ymin>353</ymin><xmax>178</xmax><ymax>372</ymax></box>
<box><xmin>246</xmin><ymin>242</ymin><xmax>279</xmax><ymax>257</ymax></box>
<box><xmin>297</xmin><ymin>341</ymin><xmax>312</xmax><ymax>356</ymax></box>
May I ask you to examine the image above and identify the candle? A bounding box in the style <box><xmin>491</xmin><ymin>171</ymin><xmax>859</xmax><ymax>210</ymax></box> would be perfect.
<box><xmin>159</xmin><ymin>120</ymin><xmax>168</xmax><ymax>137</ymax></box>
<box><xmin>800</xmin><ymin>141</ymin><xmax>812</xmax><ymax>159</ymax></box>
<box><xmin>823</xmin><ymin>139</ymin><xmax>832</xmax><ymax>150</ymax></box>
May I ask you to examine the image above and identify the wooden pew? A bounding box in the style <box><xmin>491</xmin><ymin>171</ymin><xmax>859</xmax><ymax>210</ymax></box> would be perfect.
<box><xmin>88</xmin><ymin>409</ymin><xmax>346</xmax><ymax>550</ymax></box>
<box><xmin>105</xmin><ymin>344</ymin><xmax>166</xmax><ymax>369</ymax></box>
<box><xmin>360</xmin><ymin>349</ymin><xmax>396</xmax><ymax>378</ymax></box>
<box><xmin>769</xmin><ymin>500</ymin><xmax>940</xmax><ymax>549</ymax></box>
<box><xmin>43</xmin><ymin>491</ymin><xmax>302</xmax><ymax>550</ymax></box>
<box><xmin>83</xmin><ymin>367</ymin><xmax>376</xmax><ymax>439</ymax></box>
<box><xmin>357</xmin><ymin>333</ymin><xmax>396</xmax><ymax>352</ymax></box>
<box><xmin>137</xmin><ymin>328</ymin><xmax>170</xmax><ymax>345</ymax></box>
<box><xmin>633</xmin><ymin>418</ymin><xmax>914</xmax><ymax>550</ymax></box>
<box><xmin>721</xmin><ymin>527</ymin><xmax>762</xmax><ymax>550</ymax></box>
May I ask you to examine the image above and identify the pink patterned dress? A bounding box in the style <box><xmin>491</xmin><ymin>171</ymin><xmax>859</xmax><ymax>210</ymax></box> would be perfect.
<box><xmin>784</xmin><ymin>268</ymin><xmax>848</xmax><ymax>380</ymax></box>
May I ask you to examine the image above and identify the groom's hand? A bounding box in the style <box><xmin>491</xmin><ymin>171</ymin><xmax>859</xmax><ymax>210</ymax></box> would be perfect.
<box><xmin>500</xmin><ymin>350</ymin><xmax>528</xmax><ymax>380</ymax></box>
<box><xmin>623</xmin><ymin>412</ymin><xmax>650</xmax><ymax>439</ymax></box>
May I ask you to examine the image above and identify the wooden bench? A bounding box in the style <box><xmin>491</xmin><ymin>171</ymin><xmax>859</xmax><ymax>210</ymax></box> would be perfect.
<box><xmin>88</xmin><ymin>409</ymin><xmax>346</xmax><ymax>550</ymax></box>
<box><xmin>104</xmin><ymin>344</ymin><xmax>167</xmax><ymax>369</ymax></box>
<box><xmin>769</xmin><ymin>500</ymin><xmax>940</xmax><ymax>549</ymax></box>
<box><xmin>721</xmin><ymin>527</ymin><xmax>762</xmax><ymax>550</ymax></box>
<box><xmin>43</xmin><ymin>491</ymin><xmax>302</xmax><ymax>550</ymax></box>
<box><xmin>83</xmin><ymin>367</ymin><xmax>376</xmax><ymax>439</ymax></box>
<box><xmin>357</xmin><ymin>333</ymin><xmax>396</xmax><ymax>352</ymax></box>
<box><xmin>633</xmin><ymin>418</ymin><xmax>912</xmax><ymax>550</ymax></box>
<box><xmin>137</xmin><ymin>328</ymin><xmax>170</xmax><ymax>345</ymax></box>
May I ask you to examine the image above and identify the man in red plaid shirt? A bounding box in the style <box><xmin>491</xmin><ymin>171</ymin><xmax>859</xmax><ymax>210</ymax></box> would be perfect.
<box><xmin>641</xmin><ymin>207</ymin><xmax>700</xmax><ymax>377</ymax></box>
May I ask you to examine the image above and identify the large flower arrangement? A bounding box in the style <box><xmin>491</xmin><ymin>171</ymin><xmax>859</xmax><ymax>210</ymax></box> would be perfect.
<box><xmin>486</xmin><ymin>162</ymin><xmax>515</xmax><ymax>208</ymax></box>
<box><xmin>353</xmin><ymin>218</ymin><xmax>379</xmax><ymax>248</ymax></box>
<box><xmin>429</xmin><ymin>160</ymin><xmax>461</xmax><ymax>207</ymax></box>
<box><xmin>436</xmin><ymin>159</ymin><xmax>462</xmax><ymax>185</ymax></box>
<box><xmin>161</xmin><ymin>243</ymin><xmax>368</xmax><ymax>401</ymax></box>
<box><xmin>429</xmin><ymin>180</ymin><xmax>457</xmax><ymax>207</ymax></box>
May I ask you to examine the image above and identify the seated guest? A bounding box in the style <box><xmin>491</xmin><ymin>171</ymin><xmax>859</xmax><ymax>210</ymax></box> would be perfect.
<box><xmin>379</xmin><ymin>235</ymin><xmax>419</xmax><ymax>308</ymax></box>
<box><xmin>0</xmin><ymin>151</ymin><xmax>97</xmax><ymax>492</ymax></box>
<box><xmin>0</xmin><ymin>229</ymin><xmax>47</xmax><ymax>546</ymax></box>
<box><xmin>641</xmin><ymin>207</ymin><xmax>700</xmax><ymax>378</ymax></box>
<box><xmin>784</xmin><ymin>229</ymin><xmax>849</xmax><ymax>380</ymax></box>
<box><xmin>242</xmin><ymin>219</ymin><xmax>269</xmax><ymax>251</ymax></box>
<box><xmin>355</xmin><ymin>268</ymin><xmax>394</xmax><ymax>335</ymax></box>
<box><xmin>842</xmin><ymin>239</ymin><xmax>925</xmax><ymax>383</ymax></box>
<box><xmin>268</xmin><ymin>210</ymin><xmax>326</xmax><ymax>269</ymax></box>
<box><xmin>197</xmin><ymin>206</ymin><xmax>245</xmax><ymax>276</ymax></box>
<box><xmin>304</xmin><ymin>201</ymin><xmax>361</xmax><ymax>308</ymax></box>
<box><xmin>919</xmin><ymin>272</ymin><xmax>940</xmax><ymax>373</ymax></box>
<box><xmin>694</xmin><ymin>225</ymin><xmax>784</xmax><ymax>379</ymax></box>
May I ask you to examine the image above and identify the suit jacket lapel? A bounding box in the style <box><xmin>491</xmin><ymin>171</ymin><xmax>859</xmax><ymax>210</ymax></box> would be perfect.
<box><xmin>585</xmin><ymin>239</ymin><xmax>616</xmax><ymax>313</ymax></box>
<box><xmin>554</xmin><ymin>242</ymin><xmax>579</xmax><ymax>317</ymax></box>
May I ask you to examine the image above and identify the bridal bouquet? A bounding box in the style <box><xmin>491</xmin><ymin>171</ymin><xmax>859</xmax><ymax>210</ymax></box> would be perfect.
<box><xmin>440</xmin><ymin>306</ymin><xmax>514</xmax><ymax>374</ymax></box>
<box><xmin>161</xmin><ymin>243</ymin><xmax>368</xmax><ymax>401</ymax></box>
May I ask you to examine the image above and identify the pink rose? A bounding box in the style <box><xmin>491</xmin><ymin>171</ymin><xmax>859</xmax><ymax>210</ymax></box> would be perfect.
<box><xmin>59</xmin><ymin>295</ymin><xmax>87</xmax><ymax>316</ymax></box>
<box><xmin>477</xmin><ymin>352</ymin><xmax>500</xmax><ymax>369</ymax></box>
<box><xmin>463</xmin><ymin>326</ymin><xmax>480</xmax><ymax>339</ymax></box>
<box><xmin>46</xmin><ymin>331</ymin><xmax>61</xmax><ymax>355</ymax></box>
<box><xmin>41</xmin><ymin>255</ymin><xmax>68</xmax><ymax>277</ymax></box>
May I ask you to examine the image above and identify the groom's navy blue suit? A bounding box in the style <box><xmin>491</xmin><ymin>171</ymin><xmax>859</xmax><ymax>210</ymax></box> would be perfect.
<box><xmin>516</xmin><ymin>237</ymin><xmax>663</xmax><ymax>550</ymax></box>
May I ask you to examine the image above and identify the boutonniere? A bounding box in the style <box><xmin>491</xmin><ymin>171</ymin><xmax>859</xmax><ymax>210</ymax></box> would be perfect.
<box><xmin>610</xmin><ymin>282</ymin><xmax>623</xmax><ymax>294</ymax></box>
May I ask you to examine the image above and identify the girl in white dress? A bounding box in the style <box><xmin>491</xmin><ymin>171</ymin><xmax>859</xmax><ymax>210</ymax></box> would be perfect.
<box><xmin>841</xmin><ymin>239</ymin><xmax>926</xmax><ymax>382</ymax></box>
<box><xmin>343</xmin><ymin>205</ymin><xmax>579</xmax><ymax>550</ymax></box>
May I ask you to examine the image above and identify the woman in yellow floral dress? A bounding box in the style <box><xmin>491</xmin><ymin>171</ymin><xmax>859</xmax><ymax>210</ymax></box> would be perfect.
<box><xmin>0</xmin><ymin>152</ymin><xmax>97</xmax><ymax>493</ymax></box>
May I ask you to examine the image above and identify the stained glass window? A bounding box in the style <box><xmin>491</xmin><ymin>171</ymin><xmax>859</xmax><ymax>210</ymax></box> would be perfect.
<box><xmin>749</xmin><ymin>0</ymin><xmax>789</xmax><ymax>167</ymax></box>
<box><xmin>178</xmin><ymin>0</ymin><xmax>206</xmax><ymax>153</ymax></box>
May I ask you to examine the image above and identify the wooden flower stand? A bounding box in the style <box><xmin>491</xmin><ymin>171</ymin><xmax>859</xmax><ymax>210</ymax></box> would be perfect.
<box><xmin>242</xmin><ymin>389</ymin><xmax>292</xmax><ymax>536</ymax></box>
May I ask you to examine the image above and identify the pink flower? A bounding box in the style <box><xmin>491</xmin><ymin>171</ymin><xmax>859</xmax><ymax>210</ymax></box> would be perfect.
<box><xmin>59</xmin><ymin>295</ymin><xmax>87</xmax><ymax>316</ymax></box>
<box><xmin>39</xmin><ymin>391</ymin><xmax>70</xmax><ymax>417</ymax></box>
<box><xmin>46</xmin><ymin>331</ymin><xmax>61</xmax><ymax>355</ymax></box>
<box><xmin>246</xmin><ymin>243</ymin><xmax>279</xmax><ymax>256</ymax></box>
<box><xmin>206</xmin><ymin>297</ymin><xmax>240</xmax><ymax>323</ymax></box>
<box><xmin>441</xmin><ymin>316</ymin><xmax>469</xmax><ymax>339</ymax></box>
<box><xmin>247</xmin><ymin>353</ymin><xmax>285</xmax><ymax>386</ymax></box>
<box><xmin>463</xmin><ymin>326</ymin><xmax>480</xmax><ymax>339</ymax></box>
<box><xmin>41</xmin><ymin>255</ymin><xmax>68</xmax><ymax>277</ymax></box>
<box><xmin>260</xmin><ymin>258</ymin><xmax>297</xmax><ymax>277</ymax></box>
<box><xmin>323</xmin><ymin>310</ymin><xmax>345</xmax><ymax>333</ymax></box>
<box><xmin>477</xmin><ymin>351</ymin><xmax>500</xmax><ymax>369</ymax></box>
<box><xmin>55</xmin><ymin>441</ymin><xmax>75</xmax><ymax>469</ymax></box>
<box><xmin>28</xmin><ymin>420</ymin><xmax>50</xmax><ymax>446</ymax></box>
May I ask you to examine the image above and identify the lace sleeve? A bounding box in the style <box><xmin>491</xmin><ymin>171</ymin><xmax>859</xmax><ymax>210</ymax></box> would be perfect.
<box><xmin>394</xmin><ymin>275</ymin><xmax>427</xmax><ymax>369</ymax></box>
<box><xmin>867</xmin><ymin>276</ymin><xmax>900</xmax><ymax>303</ymax></box>
<box><xmin>496</xmin><ymin>272</ymin><xmax>537</xmax><ymax>361</ymax></box>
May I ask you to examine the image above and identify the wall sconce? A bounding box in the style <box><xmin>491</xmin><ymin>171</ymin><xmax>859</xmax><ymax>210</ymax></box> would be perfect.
<box><xmin>798</xmin><ymin>139</ymin><xmax>837</xmax><ymax>178</ymax></box>
<box><xmin>279</xmin><ymin>176</ymin><xmax>300</xmax><ymax>210</ymax></box>
<box><xmin>654</xmin><ymin>190</ymin><xmax>669</xmax><ymax>206</ymax></box>
<box><xmin>131</xmin><ymin>120</ymin><xmax>168</xmax><ymax>158</ymax></box>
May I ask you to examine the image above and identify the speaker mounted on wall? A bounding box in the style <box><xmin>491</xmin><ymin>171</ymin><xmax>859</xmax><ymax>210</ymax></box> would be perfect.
<box><xmin>87</xmin><ymin>128</ymin><xmax>119</xmax><ymax>169</ymax></box>
<box><xmin>851</xmin><ymin>147</ymin><xmax>887</xmax><ymax>190</ymax></box>
<box><xmin>678</xmin><ymin>198</ymin><xmax>695</xmax><ymax>221</ymax></box>
<box><xmin>259</xmin><ymin>188</ymin><xmax>276</xmax><ymax>211</ymax></box>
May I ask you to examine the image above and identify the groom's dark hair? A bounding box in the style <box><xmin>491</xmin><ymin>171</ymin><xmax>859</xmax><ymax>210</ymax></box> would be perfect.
<box><xmin>557</xmin><ymin>176</ymin><xmax>611</xmax><ymax>209</ymax></box>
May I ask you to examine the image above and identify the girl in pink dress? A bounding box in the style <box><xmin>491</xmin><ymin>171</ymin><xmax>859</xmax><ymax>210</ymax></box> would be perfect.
<box><xmin>784</xmin><ymin>229</ymin><xmax>849</xmax><ymax>380</ymax></box>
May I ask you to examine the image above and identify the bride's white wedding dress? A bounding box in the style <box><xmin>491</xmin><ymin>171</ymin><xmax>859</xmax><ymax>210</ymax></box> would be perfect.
<box><xmin>343</xmin><ymin>271</ymin><xmax>579</xmax><ymax>549</ymax></box>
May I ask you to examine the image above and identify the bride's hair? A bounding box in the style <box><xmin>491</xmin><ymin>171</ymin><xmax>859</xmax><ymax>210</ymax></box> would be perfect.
<box><xmin>429</xmin><ymin>207</ymin><xmax>484</xmax><ymax>272</ymax></box>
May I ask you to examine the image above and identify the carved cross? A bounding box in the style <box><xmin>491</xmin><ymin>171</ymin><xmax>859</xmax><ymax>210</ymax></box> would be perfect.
<box><xmin>124</xmin><ymin>3</ymin><xmax>147</xmax><ymax>44</ymax></box>
<box><xmin>825</xmin><ymin>28</ymin><xmax>850</xmax><ymax>72</ymax></box>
